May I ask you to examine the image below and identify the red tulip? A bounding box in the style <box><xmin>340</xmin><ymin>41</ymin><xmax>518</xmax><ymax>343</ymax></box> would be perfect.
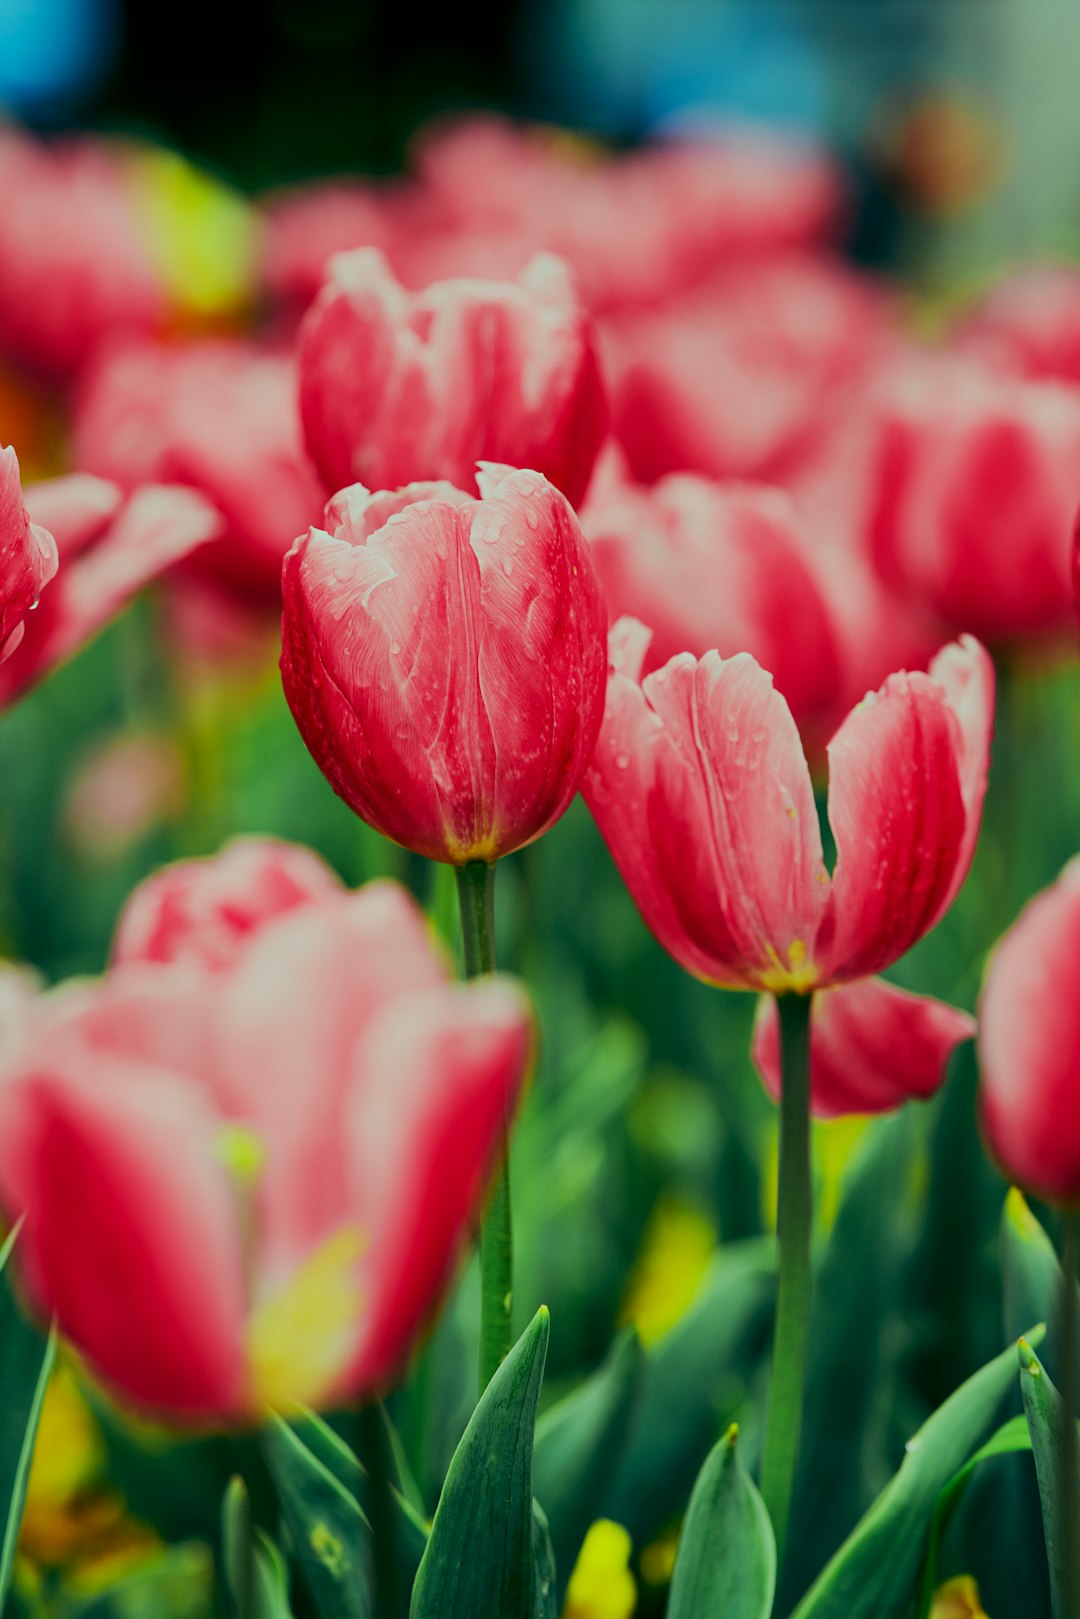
<box><xmin>0</xmin><ymin>474</ymin><xmax>221</xmax><ymax>705</ymax></box>
<box><xmin>979</xmin><ymin>859</ymin><xmax>1080</xmax><ymax>1202</ymax></box>
<box><xmin>281</xmin><ymin>466</ymin><xmax>608</xmax><ymax>864</ymax></box>
<box><xmin>0</xmin><ymin>131</ymin><xmax>162</xmax><ymax>379</ymax></box>
<box><xmin>112</xmin><ymin>836</ymin><xmax>345</xmax><ymax>972</ymax></box>
<box><xmin>0</xmin><ymin>446</ymin><xmax>58</xmax><ymax>662</ymax></box>
<box><xmin>0</xmin><ymin>876</ymin><xmax>531</xmax><ymax>1420</ymax></box>
<box><xmin>868</xmin><ymin>354</ymin><xmax>1080</xmax><ymax>642</ymax></box>
<box><xmin>581</xmin><ymin>467</ymin><xmax>841</xmax><ymax>731</ymax></box>
<box><xmin>753</xmin><ymin>977</ymin><xmax>975</xmax><ymax>1117</ymax></box>
<box><xmin>604</xmin><ymin>254</ymin><xmax>887</xmax><ymax>487</ymax></box>
<box><xmin>297</xmin><ymin>249</ymin><xmax>608</xmax><ymax>507</ymax></box>
<box><xmin>74</xmin><ymin>338</ymin><xmax>324</xmax><ymax>601</ymax></box>
<box><xmin>956</xmin><ymin>267</ymin><xmax>1080</xmax><ymax>387</ymax></box>
<box><xmin>584</xmin><ymin>619</ymin><xmax>992</xmax><ymax>1111</ymax></box>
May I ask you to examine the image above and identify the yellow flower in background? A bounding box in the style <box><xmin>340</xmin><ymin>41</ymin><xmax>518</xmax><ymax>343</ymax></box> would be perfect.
<box><xmin>127</xmin><ymin>147</ymin><xmax>261</xmax><ymax>326</ymax></box>
<box><xmin>19</xmin><ymin>1362</ymin><xmax>155</xmax><ymax>1582</ymax></box>
<box><xmin>563</xmin><ymin>1521</ymin><xmax>636</xmax><ymax>1619</ymax></box>
<box><xmin>619</xmin><ymin>1197</ymin><xmax>716</xmax><ymax>1347</ymax></box>
<box><xmin>930</xmin><ymin>1575</ymin><xmax>990</xmax><ymax>1617</ymax></box>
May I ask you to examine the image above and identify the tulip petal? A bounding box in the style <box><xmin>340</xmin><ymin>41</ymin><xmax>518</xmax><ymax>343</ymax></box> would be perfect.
<box><xmin>24</xmin><ymin>474</ymin><xmax>123</xmax><ymax>561</ymax></box>
<box><xmin>642</xmin><ymin>650</ymin><xmax>827</xmax><ymax>988</ymax></box>
<box><xmin>344</xmin><ymin>978</ymin><xmax>531</xmax><ymax>1390</ymax></box>
<box><xmin>214</xmin><ymin>883</ymin><xmax>447</xmax><ymax>1268</ymax></box>
<box><xmin>821</xmin><ymin>664</ymin><xmax>972</xmax><ymax>981</ymax></box>
<box><xmin>0</xmin><ymin>447</ymin><xmax>58</xmax><ymax>663</ymax></box>
<box><xmin>753</xmin><ymin>977</ymin><xmax>975</xmax><ymax>1118</ymax></box>
<box><xmin>0</xmin><ymin>1058</ymin><xmax>246</xmax><ymax>1418</ymax></box>
<box><xmin>979</xmin><ymin>858</ymin><xmax>1080</xmax><ymax>1202</ymax></box>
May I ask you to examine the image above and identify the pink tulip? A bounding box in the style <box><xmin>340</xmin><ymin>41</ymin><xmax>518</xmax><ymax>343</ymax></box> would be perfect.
<box><xmin>0</xmin><ymin>876</ymin><xmax>531</xmax><ymax>1420</ymax></box>
<box><xmin>753</xmin><ymin>977</ymin><xmax>975</xmax><ymax>1117</ymax></box>
<box><xmin>604</xmin><ymin>255</ymin><xmax>887</xmax><ymax>487</ymax></box>
<box><xmin>868</xmin><ymin>354</ymin><xmax>1080</xmax><ymax>642</ymax></box>
<box><xmin>0</xmin><ymin>446</ymin><xmax>58</xmax><ymax>662</ymax></box>
<box><xmin>74</xmin><ymin>338</ymin><xmax>325</xmax><ymax>601</ymax></box>
<box><xmin>584</xmin><ymin>619</ymin><xmax>992</xmax><ymax>1112</ymax></box>
<box><xmin>581</xmin><ymin>468</ymin><xmax>841</xmax><ymax>731</ymax></box>
<box><xmin>281</xmin><ymin>466</ymin><xmax>608</xmax><ymax>864</ymax></box>
<box><xmin>0</xmin><ymin>474</ymin><xmax>221</xmax><ymax>705</ymax></box>
<box><xmin>297</xmin><ymin>249</ymin><xmax>608</xmax><ymax>507</ymax></box>
<box><xmin>0</xmin><ymin>131</ymin><xmax>162</xmax><ymax>379</ymax></box>
<box><xmin>112</xmin><ymin>836</ymin><xmax>344</xmax><ymax>971</ymax></box>
<box><xmin>979</xmin><ymin>859</ymin><xmax>1080</xmax><ymax>1202</ymax></box>
<box><xmin>956</xmin><ymin>267</ymin><xmax>1080</xmax><ymax>387</ymax></box>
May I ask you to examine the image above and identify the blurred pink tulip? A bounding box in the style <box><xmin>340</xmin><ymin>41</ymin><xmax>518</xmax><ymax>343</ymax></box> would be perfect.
<box><xmin>281</xmin><ymin>466</ymin><xmax>608</xmax><ymax>863</ymax></box>
<box><xmin>584</xmin><ymin>619</ymin><xmax>991</xmax><ymax>1111</ymax></box>
<box><xmin>869</xmin><ymin>355</ymin><xmax>1080</xmax><ymax>642</ymax></box>
<box><xmin>0</xmin><ymin>474</ymin><xmax>221</xmax><ymax>705</ymax></box>
<box><xmin>0</xmin><ymin>446</ymin><xmax>58</xmax><ymax>662</ymax></box>
<box><xmin>956</xmin><ymin>266</ymin><xmax>1080</xmax><ymax>386</ymax></box>
<box><xmin>74</xmin><ymin>338</ymin><xmax>324</xmax><ymax>601</ymax></box>
<box><xmin>298</xmin><ymin>249</ymin><xmax>608</xmax><ymax>506</ymax></box>
<box><xmin>581</xmin><ymin>468</ymin><xmax>841</xmax><ymax>731</ymax></box>
<box><xmin>604</xmin><ymin>255</ymin><xmax>887</xmax><ymax>487</ymax></box>
<box><xmin>0</xmin><ymin>131</ymin><xmax>162</xmax><ymax>379</ymax></box>
<box><xmin>0</xmin><ymin>875</ymin><xmax>531</xmax><ymax>1420</ymax></box>
<box><xmin>979</xmin><ymin>859</ymin><xmax>1080</xmax><ymax>1202</ymax></box>
<box><xmin>753</xmin><ymin>976</ymin><xmax>975</xmax><ymax>1117</ymax></box>
<box><xmin>112</xmin><ymin>835</ymin><xmax>344</xmax><ymax>971</ymax></box>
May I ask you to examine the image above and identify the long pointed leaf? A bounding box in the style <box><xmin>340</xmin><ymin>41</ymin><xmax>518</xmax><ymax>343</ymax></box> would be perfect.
<box><xmin>1019</xmin><ymin>1336</ymin><xmax>1078</xmax><ymax>1619</ymax></box>
<box><xmin>0</xmin><ymin>1226</ymin><xmax>57</xmax><ymax>1608</ymax></box>
<box><xmin>262</xmin><ymin>1415</ymin><xmax>372</xmax><ymax>1619</ymax></box>
<box><xmin>667</xmin><ymin>1424</ymin><xmax>775</xmax><ymax>1619</ymax></box>
<box><xmin>410</xmin><ymin>1307</ymin><xmax>549</xmax><ymax>1619</ymax></box>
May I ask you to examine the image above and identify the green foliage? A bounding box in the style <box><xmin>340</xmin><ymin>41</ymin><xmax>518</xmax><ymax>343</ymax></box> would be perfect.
<box><xmin>666</xmin><ymin>1424</ymin><xmax>775</xmax><ymax>1619</ymax></box>
<box><xmin>1019</xmin><ymin>1338</ymin><xmax>1079</xmax><ymax>1619</ymax></box>
<box><xmin>0</xmin><ymin>1227</ymin><xmax>56</xmax><ymax>1612</ymax></box>
<box><xmin>261</xmin><ymin>1417</ymin><xmax>371</xmax><ymax>1619</ymax></box>
<box><xmin>410</xmin><ymin>1308</ymin><xmax>549</xmax><ymax>1619</ymax></box>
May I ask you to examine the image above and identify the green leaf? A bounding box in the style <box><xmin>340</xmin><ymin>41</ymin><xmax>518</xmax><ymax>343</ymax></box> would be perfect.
<box><xmin>1002</xmin><ymin>1189</ymin><xmax>1060</xmax><ymax>1350</ymax></box>
<box><xmin>410</xmin><ymin>1306</ymin><xmax>550</xmax><ymax>1619</ymax></box>
<box><xmin>602</xmin><ymin>1239</ymin><xmax>774</xmax><ymax>1544</ymax></box>
<box><xmin>1019</xmin><ymin>1336</ymin><xmax>1079</xmax><ymax>1619</ymax></box>
<box><xmin>0</xmin><ymin>1224</ymin><xmax>57</xmax><ymax>1609</ymax></box>
<box><xmin>262</xmin><ymin>1415</ymin><xmax>372</xmax><ymax>1619</ymax></box>
<box><xmin>532</xmin><ymin>1328</ymin><xmax>644</xmax><ymax>1596</ymax></box>
<box><xmin>222</xmin><ymin>1476</ymin><xmax>297</xmax><ymax>1619</ymax></box>
<box><xmin>792</xmin><ymin>1331</ymin><xmax>1042</xmax><ymax>1619</ymax></box>
<box><xmin>531</xmin><ymin>1501</ymin><xmax>558</xmax><ymax>1619</ymax></box>
<box><xmin>666</xmin><ymin>1424</ymin><xmax>775</xmax><ymax>1619</ymax></box>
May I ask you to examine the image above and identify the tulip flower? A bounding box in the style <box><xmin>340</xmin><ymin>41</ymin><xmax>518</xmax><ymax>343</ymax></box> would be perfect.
<box><xmin>0</xmin><ymin>877</ymin><xmax>531</xmax><ymax>1421</ymax></box>
<box><xmin>0</xmin><ymin>474</ymin><xmax>221</xmax><ymax>706</ymax></box>
<box><xmin>868</xmin><ymin>354</ymin><xmax>1080</xmax><ymax>642</ymax></box>
<box><xmin>297</xmin><ymin>249</ymin><xmax>608</xmax><ymax>506</ymax></box>
<box><xmin>112</xmin><ymin>835</ymin><xmax>344</xmax><ymax>972</ymax></box>
<box><xmin>0</xmin><ymin>131</ymin><xmax>163</xmax><ymax>379</ymax></box>
<box><xmin>281</xmin><ymin>465</ymin><xmax>608</xmax><ymax>867</ymax></box>
<box><xmin>0</xmin><ymin>445</ymin><xmax>58</xmax><ymax>662</ymax></box>
<box><xmin>604</xmin><ymin>254</ymin><xmax>886</xmax><ymax>487</ymax></box>
<box><xmin>74</xmin><ymin>338</ymin><xmax>324</xmax><ymax>602</ymax></box>
<box><xmin>979</xmin><ymin>857</ymin><xmax>1080</xmax><ymax>1203</ymax></box>
<box><xmin>581</xmin><ymin>469</ymin><xmax>841</xmax><ymax>732</ymax></box>
<box><xmin>585</xmin><ymin>615</ymin><xmax>992</xmax><ymax>1552</ymax></box>
<box><xmin>956</xmin><ymin>266</ymin><xmax>1080</xmax><ymax>387</ymax></box>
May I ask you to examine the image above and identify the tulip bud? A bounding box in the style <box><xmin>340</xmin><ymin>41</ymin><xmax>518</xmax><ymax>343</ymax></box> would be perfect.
<box><xmin>281</xmin><ymin>466</ymin><xmax>608</xmax><ymax>864</ymax></box>
<box><xmin>298</xmin><ymin>249</ymin><xmax>608</xmax><ymax>506</ymax></box>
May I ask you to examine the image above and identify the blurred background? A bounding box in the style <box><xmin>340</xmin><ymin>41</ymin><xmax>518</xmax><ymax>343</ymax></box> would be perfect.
<box><xmin>4</xmin><ymin>0</ymin><xmax>1080</xmax><ymax>281</ymax></box>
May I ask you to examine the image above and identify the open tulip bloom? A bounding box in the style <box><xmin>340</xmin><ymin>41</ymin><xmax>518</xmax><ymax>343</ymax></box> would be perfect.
<box><xmin>0</xmin><ymin>866</ymin><xmax>531</xmax><ymax>1423</ymax></box>
<box><xmin>584</xmin><ymin>615</ymin><xmax>993</xmax><ymax>1546</ymax></box>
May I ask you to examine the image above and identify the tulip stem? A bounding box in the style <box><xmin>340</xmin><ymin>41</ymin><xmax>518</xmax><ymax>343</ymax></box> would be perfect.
<box><xmin>1060</xmin><ymin>1212</ymin><xmax>1080</xmax><ymax>1619</ymax></box>
<box><xmin>760</xmin><ymin>990</ymin><xmax>814</xmax><ymax>1566</ymax></box>
<box><xmin>454</xmin><ymin>860</ymin><xmax>514</xmax><ymax>1395</ymax></box>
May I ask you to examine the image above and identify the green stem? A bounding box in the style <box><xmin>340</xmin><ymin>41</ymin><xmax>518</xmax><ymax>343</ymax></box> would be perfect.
<box><xmin>760</xmin><ymin>990</ymin><xmax>814</xmax><ymax>1565</ymax></box>
<box><xmin>1060</xmin><ymin>1214</ymin><xmax>1080</xmax><ymax>1619</ymax></box>
<box><xmin>454</xmin><ymin>860</ymin><xmax>513</xmax><ymax>1395</ymax></box>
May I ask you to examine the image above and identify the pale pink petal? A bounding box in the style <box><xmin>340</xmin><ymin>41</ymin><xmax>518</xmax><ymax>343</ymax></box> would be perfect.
<box><xmin>753</xmin><ymin>977</ymin><xmax>974</xmax><ymax>1118</ymax></box>
<box><xmin>24</xmin><ymin>474</ymin><xmax>123</xmax><ymax>560</ymax></box>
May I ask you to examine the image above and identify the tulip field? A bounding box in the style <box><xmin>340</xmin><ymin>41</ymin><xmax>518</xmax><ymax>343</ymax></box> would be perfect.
<box><xmin>4</xmin><ymin>105</ymin><xmax>1080</xmax><ymax>1619</ymax></box>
